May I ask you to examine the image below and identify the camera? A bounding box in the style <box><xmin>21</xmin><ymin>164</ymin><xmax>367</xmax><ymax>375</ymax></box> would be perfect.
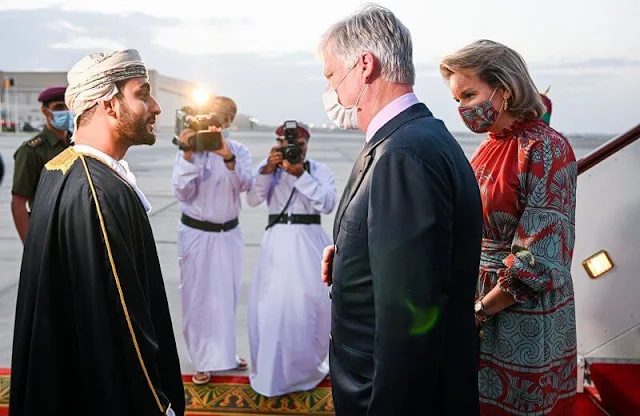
<box><xmin>278</xmin><ymin>120</ymin><xmax>303</xmax><ymax>164</ymax></box>
<box><xmin>173</xmin><ymin>106</ymin><xmax>224</xmax><ymax>152</ymax></box>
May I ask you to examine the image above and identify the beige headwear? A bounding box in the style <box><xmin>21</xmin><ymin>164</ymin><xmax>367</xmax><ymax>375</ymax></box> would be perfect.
<box><xmin>65</xmin><ymin>49</ymin><xmax>149</xmax><ymax>127</ymax></box>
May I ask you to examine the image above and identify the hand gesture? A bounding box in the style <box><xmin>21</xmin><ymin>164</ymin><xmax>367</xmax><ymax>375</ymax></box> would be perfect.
<box><xmin>261</xmin><ymin>146</ymin><xmax>283</xmax><ymax>174</ymax></box>
<box><xmin>321</xmin><ymin>245</ymin><xmax>335</xmax><ymax>286</ymax></box>
<box><xmin>178</xmin><ymin>128</ymin><xmax>196</xmax><ymax>160</ymax></box>
<box><xmin>207</xmin><ymin>126</ymin><xmax>234</xmax><ymax>160</ymax></box>
<box><xmin>282</xmin><ymin>159</ymin><xmax>304</xmax><ymax>177</ymax></box>
<box><xmin>178</xmin><ymin>128</ymin><xmax>196</xmax><ymax>146</ymax></box>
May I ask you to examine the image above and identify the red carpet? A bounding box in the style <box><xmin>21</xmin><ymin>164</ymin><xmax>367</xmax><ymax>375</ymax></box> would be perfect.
<box><xmin>590</xmin><ymin>362</ymin><xmax>640</xmax><ymax>416</ymax></box>
<box><xmin>0</xmin><ymin>368</ymin><xmax>333</xmax><ymax>415</ymax></box>
<box><xmin>578</xmin><ymin>386</ymin><xmax>610</xmax><ymax>416</ymax></box>
<box><xmin>179</xmin><ymin>374</ymin><xmax>333</xmax><ymax>415</ymax></box>
<box><xmin>0</xmin><ymin>367</ymin><xmax>611</xmax><ymax>415</ymax></box>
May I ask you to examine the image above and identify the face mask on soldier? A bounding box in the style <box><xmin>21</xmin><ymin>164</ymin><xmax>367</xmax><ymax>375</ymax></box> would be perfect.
<box><xmin>47</xmin><ymin>109</ymin><xmax>74</xmax><ymax>131</ymax></box>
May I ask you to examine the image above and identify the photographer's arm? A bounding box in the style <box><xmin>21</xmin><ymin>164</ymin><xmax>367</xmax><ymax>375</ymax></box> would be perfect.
<box><xmin>224</xmin><ymin>142</ymin><xmax>253</xmax><ymax>192</ymax></box>
<box><xmin>246</xmin><ymin>159</ymin><xmax>271</xmax><ymax>207</ymax></box>
<box><xmin>293</xmin><ymin>162</ymin><xmax>337</xmax><ymax>214</ymax></box>
<box><xmin>247</xmin><ymin>147</ymin><xmax>282</xmax><ymax>207</ymax></box>
<box><xmin>171</xmin><ymin>152</ymin><xmax>203</xmax><ymax>202</ymax></box>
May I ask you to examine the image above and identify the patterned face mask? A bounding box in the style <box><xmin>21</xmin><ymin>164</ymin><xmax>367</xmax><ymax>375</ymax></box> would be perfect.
<box><xmin>458</xmin><ymin>88</ymin><xmax>499</xmax><ymax>133</ymax></box>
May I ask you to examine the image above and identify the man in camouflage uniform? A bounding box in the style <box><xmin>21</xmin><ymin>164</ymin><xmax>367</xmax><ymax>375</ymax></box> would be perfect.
<box><xmin>11</xmin><ymin>86</ymin><xmax>73</xmax><ymax>242</ymax></box>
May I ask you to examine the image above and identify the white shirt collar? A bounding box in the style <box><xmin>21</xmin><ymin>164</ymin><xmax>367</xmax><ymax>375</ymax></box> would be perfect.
<box><xmin>73</xmin><ymin>144</ymin><xmax>152</xmax><ymax>214</ymax></box>
<box><xmin>365</xmin><ymin>93</ymin><xmax>420</xmax><ymax>143</ymax></box>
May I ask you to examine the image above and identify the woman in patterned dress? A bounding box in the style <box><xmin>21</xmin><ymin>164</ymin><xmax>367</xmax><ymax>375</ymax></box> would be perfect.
<box><xmin>440</xmin><ymin>40</ymin><xmax>578</xmax><ymax>415</ymax></box>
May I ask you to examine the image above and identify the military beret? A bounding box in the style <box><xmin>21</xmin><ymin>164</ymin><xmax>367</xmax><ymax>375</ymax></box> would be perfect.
<box><xmin>275</xmin><ymin>123</ymin><xmax>310</xmax><ymax>140</ymax></box>
<box><xmin>37</xmin><ymin>86</ymin><xmax>67</xmax><ymax>104</ymax></box>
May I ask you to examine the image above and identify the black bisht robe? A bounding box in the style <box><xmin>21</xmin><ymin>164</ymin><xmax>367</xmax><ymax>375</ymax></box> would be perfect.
<box><xmin>10</xmin><ymin>147</ymin><xmax>185</xmax><ymax>415</ymax></box>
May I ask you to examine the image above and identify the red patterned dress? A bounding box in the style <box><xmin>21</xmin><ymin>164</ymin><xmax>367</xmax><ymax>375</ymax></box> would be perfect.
<box><xmin>471</xmin><ymin>119</ymin><xmax>578</xmax><ymax>415</ymax></box>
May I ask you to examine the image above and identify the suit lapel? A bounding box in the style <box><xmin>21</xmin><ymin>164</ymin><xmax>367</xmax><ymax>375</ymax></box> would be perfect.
<box><xmin>335</xmin><ymin>150</ymin><xmax>372</xmax><ymax>228</ymax></box>
<box><xmin>332</xmin><ymin>103</ymin><xmax>433</xmax><ymax>240</ymax></box>
<box><xmin>334</xmin><ymin>145</ymin><xmax>369</xmax><ymax>239</ymax></box>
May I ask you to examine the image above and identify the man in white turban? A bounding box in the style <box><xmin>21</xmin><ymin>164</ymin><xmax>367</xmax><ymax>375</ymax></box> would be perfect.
<box><xmin>9</xmin><ymin>49</ymin><xmax>186</xmax><ymax>416</ymax></box>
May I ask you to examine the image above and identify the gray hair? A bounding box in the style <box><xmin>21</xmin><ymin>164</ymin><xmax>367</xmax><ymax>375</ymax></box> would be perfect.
<box><xmin>440</xmin><ymin>39</ymin><xmax>546</xmax><ymax>120</ymax></box>
<box><xmin>318</xmin><ymin>3</ymin><xmax>415</xmax><ymax>85</ymax></box>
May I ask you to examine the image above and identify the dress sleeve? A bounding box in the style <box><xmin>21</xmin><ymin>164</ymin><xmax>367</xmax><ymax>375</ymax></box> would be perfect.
<box><xmin>498</xmin><ymin>134</ymin><xmax>577</xmax><ymax>303</ymax></box>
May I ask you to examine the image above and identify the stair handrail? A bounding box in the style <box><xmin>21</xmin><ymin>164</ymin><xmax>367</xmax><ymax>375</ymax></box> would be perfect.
<box><xmin>577</xmin><ymin>123</ymin><xmax>640</xmax><ymax>175</ymax></box>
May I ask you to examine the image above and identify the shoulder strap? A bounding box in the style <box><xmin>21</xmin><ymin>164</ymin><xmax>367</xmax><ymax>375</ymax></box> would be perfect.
<box><xmin>265</xmin><ymin>188</ymin><xmax>296</xmax><ymax>230</ymax></box>
<box><xmin>26</xmin><ymin>135</ymin><xmax>45</xmax><ymax>148</ymax></box>
<box><xmin>264</xmin><ymin>161</ymin><xmax>310</xmax><ymax>230</ymax></box>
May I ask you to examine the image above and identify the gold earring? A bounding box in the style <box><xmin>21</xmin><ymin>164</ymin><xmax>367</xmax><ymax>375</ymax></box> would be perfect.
<box><xmin>503</xmin><ymin>97</ymin><xmax>509</xmax><ymax>111</ymax></box>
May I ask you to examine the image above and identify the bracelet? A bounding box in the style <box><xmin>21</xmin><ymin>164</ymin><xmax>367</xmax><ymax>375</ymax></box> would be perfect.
<box><xmin>475</xmin><ymin>311</ymin><xmax>491</xmax><ymax>325</ymax></box>
<box><xmin>223</xmin><ymin>153</ymin><xmax>236</xmax><ymax>163</ymax></box>
<box><xmin>474</xmin><ymin>297</ymin><xmax>490</xmax><ymax>325</ymax></box>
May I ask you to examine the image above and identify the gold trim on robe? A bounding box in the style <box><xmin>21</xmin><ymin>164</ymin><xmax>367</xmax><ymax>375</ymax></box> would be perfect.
<box><xmin>79</xmin><ymin>153</ymin><xmax>169</xmax><ymax>414</ymax></box>
<box><xmin>44</xmin><ymin>147</ymin><xmax>79</xmax><ymax>176</ymax></box>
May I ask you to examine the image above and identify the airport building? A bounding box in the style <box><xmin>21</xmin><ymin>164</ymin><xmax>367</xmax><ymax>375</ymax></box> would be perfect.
<box><xmin>0</xmin><ymin>70</ymin><xmax>256</xmax><ymax>131</ymax></box>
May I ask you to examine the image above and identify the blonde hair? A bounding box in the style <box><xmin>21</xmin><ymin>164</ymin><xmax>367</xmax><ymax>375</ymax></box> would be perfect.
<box><xmin>440</xmin><ymin>40</ymin><xmax>545</xmax><ymax>120</ymax></box>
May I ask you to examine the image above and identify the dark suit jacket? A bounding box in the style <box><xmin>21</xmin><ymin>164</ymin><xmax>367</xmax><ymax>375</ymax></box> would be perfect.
<box><xmin>330</xmin><ymin>103</ymin><xmax>482</xmax><ymax>415</ymax></box>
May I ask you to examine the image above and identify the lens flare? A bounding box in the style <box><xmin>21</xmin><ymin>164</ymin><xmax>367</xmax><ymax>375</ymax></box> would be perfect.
<box><xmin>192</xmin><ymin>88</ymin><xmax>209</xmax><ymax>106</ymax></box>
<box><xmin>407</xmin><ymin>302</ymin><xmax>440</xmax><ymax>335</ymax></box>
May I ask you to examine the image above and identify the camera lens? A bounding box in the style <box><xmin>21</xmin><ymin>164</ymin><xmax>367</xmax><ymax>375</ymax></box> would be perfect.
<box><xmin>285</xmin><ymin>146</ymin><xmax>302</xmax><ymax>164</ymax></box>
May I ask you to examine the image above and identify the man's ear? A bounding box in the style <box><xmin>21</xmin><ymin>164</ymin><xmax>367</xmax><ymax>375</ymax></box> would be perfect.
<box><xmin>361</xmin><ymin>52</ymin><xmax>377</xmax><ymax>84</ymax></box>
<box><xmin>100</xmin><ymin>96</ymin><xmax>119</xmax><ymax>118</ymax></box>
<box><xmin>40</xmin><ymin>105</ymin><xmax>49</xmax><ymax>118</ymax></box>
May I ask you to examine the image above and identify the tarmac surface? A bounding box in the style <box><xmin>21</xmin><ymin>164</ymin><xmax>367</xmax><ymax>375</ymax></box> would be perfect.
<box><xmin>0</xmin><ymin>127</ymin><xmax>598</xmax><ymax>375</ymax></box>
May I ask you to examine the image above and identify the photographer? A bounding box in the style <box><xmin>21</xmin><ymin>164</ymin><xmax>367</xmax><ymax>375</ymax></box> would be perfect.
<box><xmin>246</xmin><ymin>122</ymin><xmax>336</xmax><ymax>397</ymax></box>
<box><xmin>171</xmin><ymin>96</ymin><xmax>253</xmax><ymax>385</ymax></box>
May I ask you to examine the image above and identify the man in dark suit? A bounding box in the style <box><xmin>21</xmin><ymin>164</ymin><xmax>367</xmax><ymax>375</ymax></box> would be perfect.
<box><xmin>319</xmin><ymin>5</ymin><xmax>483</xmax><ymax>415</ymax></box>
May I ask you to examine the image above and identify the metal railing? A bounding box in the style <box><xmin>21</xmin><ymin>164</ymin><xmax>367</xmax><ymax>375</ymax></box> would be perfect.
<box><xmin>577</xmin><ymin>123</ymin><xmax>640</xmax><ymax>175</ymax></box>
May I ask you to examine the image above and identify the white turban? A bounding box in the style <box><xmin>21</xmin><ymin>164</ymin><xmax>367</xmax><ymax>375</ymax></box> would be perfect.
<box><xmin>65</xmin><ymin>49</ymin><xmax>149</xmax><ymax>127</ymax></box>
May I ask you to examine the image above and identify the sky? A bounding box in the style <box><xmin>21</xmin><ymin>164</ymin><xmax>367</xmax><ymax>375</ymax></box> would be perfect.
<box><xmin>0</xmin><ymin>0</ymin><xmax>638</xmax><ymax>134</ymax></box>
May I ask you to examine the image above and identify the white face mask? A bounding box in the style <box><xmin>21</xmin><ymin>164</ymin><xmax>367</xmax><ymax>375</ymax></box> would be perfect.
<box><xmin>322</xmin><ymin>61</ymin><xmax>366</xmax><ymax>130</ymax></box>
